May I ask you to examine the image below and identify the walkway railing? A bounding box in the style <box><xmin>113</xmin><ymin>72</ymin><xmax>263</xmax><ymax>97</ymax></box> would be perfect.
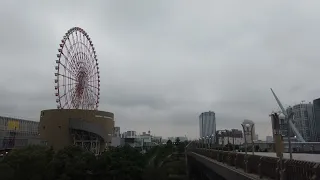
<box><xmin>189</xmin><ymin>148</ymin><xmax>320</xmax><ymax>180</ymax></box>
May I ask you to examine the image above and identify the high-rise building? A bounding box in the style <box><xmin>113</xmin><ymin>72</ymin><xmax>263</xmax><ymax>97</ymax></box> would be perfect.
<box><xmin>199</xmin><ymin>111</ymin><xmax>216</xmax><ymax>139</ymax></box>
<box><xmin>313</xmin><ymin>98</ymin><xmax>320</xmax><ymax>141</ymax></box>
<box><xmin>291</xmin><ymin>103</ymin><xmax>314</xmax><ymax>142</ymax></box>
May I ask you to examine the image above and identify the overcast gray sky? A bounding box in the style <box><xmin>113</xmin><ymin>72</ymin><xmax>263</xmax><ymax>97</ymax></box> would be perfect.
<box><xmin>1</xmin><ymin>1</ymin><xmax>320</xmax><ymax>139</ymax></box>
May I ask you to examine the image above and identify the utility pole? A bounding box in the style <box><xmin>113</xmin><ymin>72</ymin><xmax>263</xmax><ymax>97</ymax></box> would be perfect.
<box><xmin>287</xmin><ymin>111</ymin><xmax>293</xmax><ymax>160</ymax></box>
<box><xmin>232</xmin><ymin>131</ymin><xmax>235</xmax><ymax>152</ymax></box>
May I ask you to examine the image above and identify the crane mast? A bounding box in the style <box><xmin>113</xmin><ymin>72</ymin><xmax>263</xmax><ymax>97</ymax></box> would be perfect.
<box><xmin>270</xmin><ymin>88</ymin><xmax>306</xmax><ymax>142</ymax></box>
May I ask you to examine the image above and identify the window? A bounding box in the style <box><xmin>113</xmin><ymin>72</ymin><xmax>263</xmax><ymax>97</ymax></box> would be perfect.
<box><xmin>304</xmin><ymin>111</ymin><xmax>308</xmax><ymax>118</ymax></box>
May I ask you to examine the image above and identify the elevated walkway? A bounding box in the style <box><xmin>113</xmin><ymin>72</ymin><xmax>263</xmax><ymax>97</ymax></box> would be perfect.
<box><xmin>186</xmin><ymin>148</ymin><xmax>320</xmax><ymax>180</ymax></box>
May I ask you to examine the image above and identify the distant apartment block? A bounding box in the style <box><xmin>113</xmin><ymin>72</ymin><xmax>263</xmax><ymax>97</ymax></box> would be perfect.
<box><xmin>199</xmin><ymin>111</ymin><xmax>216</xmax><ymax>139</ymax></box>
<box><xmin>313</xmin><ymin>98</ymin><xmax>320</xmax><ymax>141</ymax></box>
<box><xmin>291</xmin><ymin>103</ymin><xmax>315</xmax><ymax>142</ymax></box>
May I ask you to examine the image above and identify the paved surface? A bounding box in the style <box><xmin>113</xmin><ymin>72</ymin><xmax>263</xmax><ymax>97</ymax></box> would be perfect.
<box><xmin>239</xmin><ymin>152</ymin><xmax>320</xmax><ymax>163</ymax></box>
<box><xmin>192</xmin><ymin>152</ymin><xmax>272</xmax><ymax>180</ymax></box>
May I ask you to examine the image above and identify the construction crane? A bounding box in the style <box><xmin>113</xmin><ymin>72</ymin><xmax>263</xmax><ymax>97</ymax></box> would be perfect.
<box><xmin>270</xmin><ymin>88</ymin><xmax>306</xmax><ymax>142</ymax></box>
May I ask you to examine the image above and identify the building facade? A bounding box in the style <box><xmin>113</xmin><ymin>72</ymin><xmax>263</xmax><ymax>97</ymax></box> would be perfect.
<box><xmin>199</xmin><ymin>111</ymin><xmax>216</xmax><ymax>139</ymax></box>
<box><xmin>0</xmin><ymin>116</ymin><xmax>41</xmax><ymax>149</ymax></box>
<box><xmin>216</xmin><ymin>129</ymin><xmax>243</xmax><ymax>145</ymax></box>
<box><xmin>113</xmin><ymin>127</ymin><xmax>120</xmax><ymax>137</ymax></box>
<box><xmin>291</xmin><ymin>103</ymin><xmax>314</xmax><ymax>142</ymax></box>
<box><xmin>168</xmin><ymin>136</ymin><xmax>188</xmax><ymax>143</ymax></box>
<box><xmin>151</xmin><ymin>136</ymin><xmax>162</xmax><ymax>144</ymax></box>
<box><xmin>39</xmin><ymin>109</ymin><xmax>114</xmax><ymax>154</ymax></box>
<box><xmin>121</xmin><ymin>131</ymin><xmax>137</xmax><ymax>138</ymax></box>
<box><xmin>313</xmin><ymin>98</ymin><xmax>320</xmax><ymax>142</ymax></box>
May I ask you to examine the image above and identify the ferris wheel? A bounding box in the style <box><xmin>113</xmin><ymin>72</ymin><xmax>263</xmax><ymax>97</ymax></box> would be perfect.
<box><xmin>54</xmin><ymin>27</ymin><xmax>100</xmax><ymax>110</ymax></box>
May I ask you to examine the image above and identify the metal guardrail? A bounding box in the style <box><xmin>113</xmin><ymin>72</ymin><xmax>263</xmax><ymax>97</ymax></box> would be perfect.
<box><xmin>190</xmin><ymin>148</ymin><xmax>320</xmax><ymax>180</ymax></box>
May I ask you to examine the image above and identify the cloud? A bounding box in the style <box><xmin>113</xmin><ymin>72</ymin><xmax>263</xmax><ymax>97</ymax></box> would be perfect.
<box><xmin>1</xmin><ymin>0</ymin><xmax>320</xmax><ymax>139</ymax></box>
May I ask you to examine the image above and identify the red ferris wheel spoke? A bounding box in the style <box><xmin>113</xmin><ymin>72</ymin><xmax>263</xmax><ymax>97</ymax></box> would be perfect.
<box><xmin>58</xmin><ymin>85</ymin><xmax>76</xmax><ymax>99</ymax></box>
<box><xmin>58</xmin><ymin>60</ymin><xmax>77</xmax><ymax>77</ymax></box>
<box><xmin>85</xmin><ymin>88</ymin><xmax>97</xmax><ymax>108</ymax></box>
<box><xmin>87</xmin><ymin>71</ymin><xmax>99</xmax><ymax>80</ymax></box>
<box><xmin>86</xmin><ymin>86</ymin><xmax>99</xmax><ymax>97</ymax></box>
<box><xmin>59</xmin><ymin>82</ymin><xmax>77</xmax><ymax>87</ymax></box>
<box><xmin>87</xmin><ymin>84</ymin><xmax>99</xmax><ymax>89</ymax></box>
<box><xmin>61</xmin><ymin>40</ymin><xmax>78</xmax><ymax>68</ymax></box>
<box><xmin>57</xmin><ymin>73</ymin><xmax>78</xmax><ymax>82</ymax></box>
<box><xmin>61</xmin><ymin>49</ymin><xmax>78</xmax><ymax>72</ymax></box>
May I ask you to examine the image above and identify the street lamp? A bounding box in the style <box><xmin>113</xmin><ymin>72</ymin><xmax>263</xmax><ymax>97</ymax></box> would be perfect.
<box><xmin>202</xmin><ymin>137</ymin><xmax>205</xmax><ymax>148</ymax></box>
<box><xmin>217</xmin><ymin>131</ymin><xmax>223</xmax><ymax>150</ymax></box>
<box><xmin>225</xmin><ymin>129</ymin><xmax>230</xmax><ymax>152</ymax></box>
<box><xmin>211</xmin><ymin>134</ymin><xmax>215</xmax><ymax>148</ymax></box>
<box><xmin>231</xmin><ymin>130</ymin><xmax>235</xmax><ymax>152</ymax></box>
<box><xmin>250</xmin><ymin>124</ymin><xmax>255</xmax><ymax>155</ymax></box>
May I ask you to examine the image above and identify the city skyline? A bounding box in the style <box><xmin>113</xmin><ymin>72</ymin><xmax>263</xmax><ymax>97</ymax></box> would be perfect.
<box><xmin>2</xmin><ymin>1</ymin><xmax>320</xmax><ymax>139</ymax></box>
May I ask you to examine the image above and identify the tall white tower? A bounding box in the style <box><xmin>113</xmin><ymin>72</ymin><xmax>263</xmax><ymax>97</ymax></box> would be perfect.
<box><xmin>199</xmin><ymin>111</ymin><xmax>216</xmax><ymax>139</ymax></box>
<box><xmin>242</xmin><ymin>119</ymin><xmax>256</xmax><ymax>142</ymax></box>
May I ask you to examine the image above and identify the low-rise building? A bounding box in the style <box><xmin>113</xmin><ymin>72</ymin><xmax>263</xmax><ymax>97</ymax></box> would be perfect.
<box><xmin>266</xmin><ymin>136</ymin><xmax>273</xmax><ymax>143</ymax></box>
<box><xmin>113</xmin><ymin>127</ymin><xmax>120</xmax><ymax>137</ymax></box>
<box><xmin>216</xmin><ymin>129</ymin><xmax>244</xmax><ymax>145</ymax></box>
<box><xmin>0</xmin><ymin>116</ymin><xmax>42</xmax><ymax>149</ymax></box>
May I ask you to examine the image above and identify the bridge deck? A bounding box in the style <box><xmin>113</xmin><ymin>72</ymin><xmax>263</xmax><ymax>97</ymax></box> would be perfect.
<box><xmin>239</xmin><ymin>152</ymin><xmax>320</xmax><ymax>163</ymax></box>
<box><xmin>189</xmin><ymin>152</ymin><xmax>272</xmax><ymax>180</ymax></box>
<box><xmin>189</xmin><ymin>148</ymin><xmax>320</xmax><ymax>180</ymax></box>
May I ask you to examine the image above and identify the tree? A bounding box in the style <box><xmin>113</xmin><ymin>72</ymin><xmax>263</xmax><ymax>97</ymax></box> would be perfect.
<box><xmin>255</xmin><ymin>145</ymin><xmax>260</xmax><ymax>152</ymax></box>
<box><xmin>95</xmin><ymin>145</ymin><xmax>146</xmax><ymax>180</ymax></box>
<box><xmin>234</xmin><ymin>145</ymin><xmax>240</xmax><ymax>150</ymax></box>
<box><xmin>143</xmin><ymin>166</ymin><xmax>167</xmax><ymax>180</ymax></box>
<box><xmin>46</xmin><ymin>145</ymin><xmax>96</xmax><ymax>180</ymax></box>
<box><xmin>166</xmin><ymin>140</ymin><xmax>172</xmax><ymax>146</ymax></box>
<box><xmin>175</xmin><ymin>137</ymin><xmax>180</xmax><ymax>146</ymax></box>
<box><xmin>0</xmin><ymin>144</ymin><xmax>161</xmax><ymax>180</ymax></box>
<box><xmin>0</xmin><ymin>145</ymin><xmax>54</xmax><ymax>180</ymax></box>
<box><xmin>0</xmin><ymin>163</ymin><xmax>14</xmax><ymax>180</ymax></box>
<box><xmin>224</xmin><ymin>143</ymin><xmax>233</xmax><ymax>151</ymax></box>
<box><xmin>177</xmin><ymin>143</ymin><xmax>185</xmax><ymax>154</ymax></box>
